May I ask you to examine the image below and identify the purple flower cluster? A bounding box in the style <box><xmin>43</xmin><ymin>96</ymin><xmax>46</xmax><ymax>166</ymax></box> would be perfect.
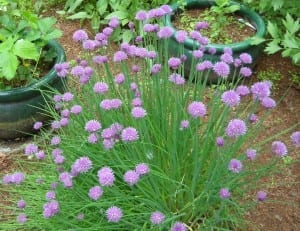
<box><xmin>93</xmin><ymin>82</ymin><xmax>109</xmax><ymax>94</ymax></box>
<box><xmin>59</xmin><ymin>172</ymin><xmax>73</xmax><ymax>188</ymax></box>
<box><xmin>54</xmin><ymin>62</ymin><xmax>69</xmax><ymax>78</ymax></box>
<box><xmin>157</xmin><ymin>26</ymin><xmax>174</xmax><ymax>39</ymax></box>
<box><xmin>2</xmin><ymin>172</ymin><xmax>25</xmax><ymax>185</ymax></box>
<box><xmin>291</xmin><ymin>131</ymin><xmax>300</xmax><ymax>147</ymax></box>
<box><xmin>168</xmin><ymin>57</ymin><xmax>181</xmax><ymax>69</ymax></box>
<box><xmin>131</xmin><ymin>107</ymin><xmax>147</xmax><ymax>118</ymax></box>
<box><xmin>24</xmin><ymin>143</ymin><xmax>38</xmax><ymax>156</ymax></box>
<box><xmin>88</xmin><ymin>186</ymin><xmax>103</xmax><ymax>200</ymax></box>
<box><xmin>171</xmin><ymin>222</ymin><xmax>187</xmax><ymax>231</ymax></box>
<box><xmin>17</xmin><ymin>214</ymin><xmax>27</xmax><ymax>224</ymax></box>
<box><xmin>169</xmin><ymin>73</ymin><xmax>185</xmax><ymax>85</ymax></box>
<box><xmin>221</xmin><ymin>90</ymin><xmax>240</xmax><ymax>107</ymax></box>
<box><xmin>246</xmin><ymin>149</ymin><xmax>257</xmax><ymax>160</ymax></box>
<box><xmin>257</xmin><ymin>191</ymin><xmax>267</xmax><ymax>201</ymax></box>
<box><xmin>106</xmin><ymin>206</ymin><xmax>123</xmax><ymax>222</ymax></box>
<box><xmin>271</xmin><ymin>141</ymin><xmax>288</xmax><ymax>157</ymax></box>
<box><xmin>150</xmin><ymin>211</ymin><xmax>165</xmax><ymax>225</ymax></box>
<box><xmin>98</xmin><ymin>167</ymin><xmax>115</xmax><ymax>186</ymax></box>
<box><xmin>100</xmin><ymin>99</ymin><xmax>122</xmax><ymax>110</ymax></box>
<box><xmin>17</xmin><ymin>199</ymin><xmax>26</xmax><ymax>209</ymax></box>
<box><xmin>71</xmin><ymin>157</ymin><xmax>93</xmax><ymax>175</ymax></box>
<box><xmin>121</xmin><ymin>127</ymin><xmax>139</xmax><ymax>142</ymax></box>
<box><xmin>219</xmin><ymin>188</ymin><xmax>231</xmax><ymax>199</ymax></box>
<box><xmin>85</xmin><ymin>120</ymin><xmax>102</xmax><ymax>133</ymax></box>
<box><xmin>43</xmin><ymin>200</ymin><xmax>60</xmax><ymax>218</ymax></box>
<box><xmin>228</xmin><ymin>159</ymin><xmax>243</xmax><ymax>173</ymax></box>
<box><xmin>226</xmin><ymin>119</ymin><xmax>247</xmax><ymax>138</ymax></box>
<box><xmin>187</xmin><ymin>101</ymin><xmax>207</xmax><ymax>118</ymax></box>
<box><xmin>213</xmin><ymin>61</ymin><xmax>230</xmax><ymax>78</ymax></box>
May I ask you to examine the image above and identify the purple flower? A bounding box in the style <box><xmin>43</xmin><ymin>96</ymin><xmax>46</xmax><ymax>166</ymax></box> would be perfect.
<box><xmin>82</xmin><ymin>39</ymin><xmax>96</xmax><ymax>50</ymax></box>
<box><xmin>246</xmin><ymin>149</ymin><xmax>257</xmax><ymax>160</ymax></box>
<box><xmin>168</xmin><ymin>57</ymin><xmax>181</xmax><ymax>69</ymax></box>
<box><xmin>291</xmin><ymin>131</ymin><xmax>300</xmax><ymax>147</ymax></box>
<box><xmin>35</xmin><ymin>150</ymin><xmax>45</xmax><ymax>160</ymax></box>
<box><xmin>46</xmin><ymin>190</ymin><xmax>56</xmax><ymax>200</ymax></box>
<box><xmin>121</xmin><ymin>127</ymin><xmax>139</xmax><ymax>142</ymax></box>
<box><xmin>189</xmin><ymin>30</ymin><xmax>201</xmax><ymax>41</ymax></box>
<box><xmin>157</xmin><ymin>26</ymin><xmax>174</xmax><ymax>39</ymax></box>
<box><xmin>195</xmin><ymin>21</ymin><xmax>209</xmax><ymax>30</ymax></box>
<box><xmin>59</xmin><ymin>172</ymin><xmax>73</xmax><ymax>188</ymax></box>
<box><xmin>196</xmin><ymin>61</ymin><xmax>213</xmax><ymax>71</ymax></box>
<box><xmin>53</xmin><ymin>94</ymin><xmax>62</xmax><ymax>102</ymax></box>
<box><xmin>109</xmin><ymin>17</ymin><xmax>119</xmax><ymax>28</ymax></box>
<box><xmin>224</xmin><ymin>47</ymin><xmax>233</xmax><ymax>55</ymax></box>
<box><xmin>98</xmin><ymin>167</ymin><xmax>115</xmax><ymax>186</ymax></box>
<box><xmin>71</xmin><ymin>65</ymin><xmax>84</xmax><ymax>77</ymax></box>
<box><xmin>261</xmin><ymin>97</ymin><xmax>276</xmax><ymax>109</ymax></box>
<box><xmin>240</xmin><ymin>67</ymin><xmax>252</xmax><ymax>77</ymax></box>
<box><xmin>43</xmin><ymin>200</ymin><xmax>60</xmax><ymax>218</ymax></box>
<box><xmin>17</xmin><ymin>213</ymin><xmax>27</xmax><ymax>224</ymax></box>
<box><xmin>226</xmin><ymin>119</ymin><xmax>247</xmax><ymax>137</ymax></box>
<box><xmin>88</xmin><ymin>186</ymin><xmax>103</xmax><ymax>200</ymax></box>
<box><xmin>251</xmin><ymin>82</ymin><xmax>271</xmax><ymax>100</ymax></box>
<box><xmin>175</xmin><ymin>30</ymin><xmax>187</xmax><ymax>43</ymax></box>
<box><xmin>169</xmin><ymin>73</ymin><xmax>185</xmax><ymax>85</ymax></box>
<box><xmin>228</xmin><ymin>159</ymin><xmax>243</xmax><ymax>173</ymax></box>
<box><xmin>94</xmin><ymin>82</ymin><xmax>109</xmax><ymax>94</ymax></box>
<box><xmin>132</xmin><ymin>98</ymin><xmax>143</xmax><ymax>107</ymax></box>
<box><xmin>54</xmin><ymin>62</ymin><xmax>69</xmax><ymax>78</ymax></box>
<box><xmin>54</xmin><ymin>155</ymin><xmax>65</xmax><ymax>165</ymax></box>
<box><xmin>151</xmin><ymin>64</ymin><xmax>162</xmax><ymax>74</ymax></box>
<box><xmin>219</xmin><ymin>188</ymin><xmax>231</xmax><ymax>199</ymax></box>
<box><xmin>249</xmin><ymin>113</ymin><xmax>258</xmax><ymax>123</ymax></box>
<box><xmin>221</xmin><ymin>90</ymin><xmax>240</xmax><ymax>107</ymax></box>
<box><xmin>25</xmin><ymin>143</ymin><xmax>38</xmax><ymax>155</ymax></box>
<box><xmin>208</xmin><ymin>47</ymin><xmax>216</xmax><ymax>55</ymax></box>
<box><xmin>128</xmin><ymin>21</ymin><xmax>135</xmax><ymax>31</ymax></box>
<box><xmin>171</xmin><ymin>222</ymin><xmax>187</xmax><ymax>231</ymax></box>
<box><xmin>271</xmin><ymin>141</ymin><xmax>288</xmax><ymax>157</ymax></box>
<box><xmin>135</xmin><ymin>163</ymin><xmax>150</xmax><ymax>176</ymax></box>
<box><xmin>88</xmin><ymin>133</ymin><xmax>98</xmax><ymax>144</ymax></box>
<box><xmin>113</xmin><ymin>51</ymin><xmax>128</xmax><ymax>62</ymax></box>
<box><xmin>70</xmin><ymin>105</ymin><xmax>82</xmax><ymax>115</ymax></box>
<box><xmin>17</xmin><ymin>199</ymin><xmax>26</xmax><ymax>209</ymax></box>
<box><xmin>110</xmin><ymin>99</ymin><xmax>122</xmax><ymax>109</ymax></box>
<box><xmin>52</xmin><ymin>148</ymin><xmax>63</xmax><ymax>158</ymax></box>
<box><xmin>61</xmin><ymin>109</ymin><xmax>70</xmax><ymax>118</ymax></box>
<box><xmin>150</xmin><ymin>211</ymin><xmax>165</xmax><ymax>225</ymax></box>
<box><xmin>72</xmin><ymin>157</ymin><xmax>92</xmax><ymax>175</ymax></box>
<box><xmin>236</xmin><ymin>85</ymin><xmax>250</xmax><ymax>96</ymax></box>
<box><xmin>60</xmin><ymin>118</ymin><xmax>69</xmax><ymax>127</ymax></box>
<box><xmin>114</xmin><ymin>73</ymin><xmax>125</xmax><ymax>84</ymax></box>
<box><xmin>106</xmin><ymin>206</ymin><xmax>123</xmax><ymax>223</ymax></box>
<box><xmin>33</xmin><ymin>121</ymin><xmax>43</xmax><ymax>130</ymax></box>
<box><xmin>257</xmin><ymin>191</ymin><xmax>267</xmax><ymax>201</ymax></box>
<box><xmin>131</xmin><ymin>107</ymin><xmax>147</xmax><ymax>118</ymax></box>
<box><xmin>5</xmin><ymin>172</ymin><xmax>25</xmax><ymax>185</ymax></box>
<box><xmin>143</xmin><ymin>24</ymin><xmax>155</xmax><ymax>33</ymax></box>
<box><xmin>73</xmin><ymin>29</ymin><xmax>88</xmax><ymax>42</ymax></box>
<box><xmin>93</xmin><ymin>55</ymin><xmax>108</xmax><ymax>64</ymax></box>
<box><xmin>193</xmin><ymin>50</ymin><xmax>203</xmax><ymax>59</ymax></box>
<box><xmin>216</xmin><ymin>137</ymin><xmax>225</xmax><ymax>147</ymax></box>
<box><xmin>2</xmin><ymin>174</ymin><xmax>12</xmax><ymax>184</ymax></box>
<box><xmin>160</xmin><ymin>5</ymin><xmax>172</xmax><ymax>14</ymax></box>
<box><xmin>234</xmin><ymin>58</ymin><xmax>242</xmax><ymax>67</ymax></box>
<box><xmin>51</xmin><ymin>121</ymin><xmax>61</xmax><ymax>130</ymax></box>
<box><xmin>213</xmin><ymin>61</ymin><xmax>230</xmax><ymax>78</ymax></box>
<box><xmin>103</xmin><ymin>139</ymin><xmax>115</xmax><ymax>150</ymax></box>
<box><xmin>180</xmin><ymin>120</ymin><xmax>189</xmax><ymax>130</ymax></box>
<box><xmin>51</xmin><ymin>136</ymin><xmax>61</xmax><ymax>146</ymax></box>
<box><xmin>77</xmin><ymin>213</ymin><xmax>85</xmax><ymax>220</ymax></box>
<box><xmin>51</xmin><ymin>182</ymin><xmax>58</xmax><ymax>190</ymax></box>
<box><xmin>147</xmin><ymin>50</ymin><xmax>157</xmax><ymax>59</ymax></box>
<box><xmin>62</xmin><ymin>92</ymin><xmax>74</xmax><ymax>102</ymax></box>
<box><xmin>101</xmin><ymin>128</ymin><xmax>115</xmax><ymax>139</ymax></box>
<box><xmin>187</xmin><ymin>101</ymin><xmax>207</xmax><ymax>118</ymax></box>
<box><xmin>131</xmin><ymin>64</ymin><xmax>140</xmax><ymax>73</ymax></box>
<box><xmin>221</xmin><ymin>53</ymin><xmax>233</xmax><ymax>64</ymax></box>
<box><xmin>239</xmin><ymin>53</ymin><xmax>252</xmax><ymax>64</ymax></box>
<box><xmin>85</xmin><ymin>120</ymin><xmax>102</xmax><ymax>133</ymax></box>
<box><xmin>103</xmin><ymin>27</ymin><xmax>113</xmax><ymax>36</ymax></box>
<box><xmin>135</xmin><ymin>10</ymin><xmax>148</xmax><ymax>21</ymax></box>
<box><xmin>123</xmin><ymin>170</ymin><xmax>140</xmax><ymax>186</ymax></box>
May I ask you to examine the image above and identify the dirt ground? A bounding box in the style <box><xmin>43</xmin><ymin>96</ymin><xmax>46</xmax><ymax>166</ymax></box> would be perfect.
<box><xmin>0</xmin><ymin>10</ymin><xmax>299</xmax><ymax>231</ymax></box>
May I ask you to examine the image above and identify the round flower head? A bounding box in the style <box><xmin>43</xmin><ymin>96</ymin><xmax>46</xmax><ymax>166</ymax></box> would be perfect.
<box><xmin>114</xmin><ymin>73</ymin><xmax>125</xmax><ymax>84</ymax></box>
<box><xmin>72</xmin><ymin>157</ymin><xmax>92</xmax><ymax>174</ymax></box>
<box><xmin>221</xmin><ymin>90</ymin><xmax>240</xmax><ymax>107</ymax></box>
<box><xmin>11</xmin><ymin>172</ymin><xmax>25</xmax><ymax>185</ymax></box>
<box><xmin>135</xmin><ymin>163</ymin><xmax>150</xmax><ymax>176</ymax></box>
<box><xmin>103</xmin><ymin>27</ymin><xmax>113</xmax><ymax>36</ymax></box>
<box><xmin>169</xmin><ymin>73</ymin><xmax>185</xmax><ymax>85</ymax></box>
<box><xmin>168</xmin><ymin>57</ymin><xmax>181</xmax><ymax>69</ymax></box>
<box><xmin>43</xmin><ymin>200</ymin><xmax>60</xmax><ymax>218</ymax></box>
<box><xmin>62</xmin><ymin>92</ymin><xmax>74</xmax><ymax>102</ymax></box>
<box><xmin>246</xmin><ymin>149</ymin><xmax>257</xmax><ymax>160</ymax></box>
<box><xmin>73</xmin><ymin>29</ymin><xmax>88</xmax><ymax>42</ymax></box>
<box><xmin>17</xmin><ymin>199</ymin><xmax>26</xmax><ymax>209</ymax></box>
<box><xmin>228</xmin><ymin>159</ymin><xmax>243</xmax><ymax>173</ymax></box>
<box><xmin>271</xmin><ymin>141</ymin><xmax>288</xmax><ymax>157</ymax></box>
<box><xmin>113</xmin><ymin>51</ymin><xmax>128</xmax><ymax>62</ymax></box>
<box><xmin>82</xmin><ymin>39</ymin><xmax>96</xmax><ymax>50</ymax></box>
<box><xmin>189</xmin><ymin>30</ymin><xmax>201</xmax><ymax>41</ymax></box>
<box><xmin>98</xmin><ymin>167</ymin><xmax>115</xmax><ymax>186</ymax></box>
<box><xmin>291</xmin><ymin>131</ymin><xmax>300</xmax><ymax>147</ymax></box>
<box><xmin>193</xmin><ymin>50</ymin><xmax>203</xmax><ymax>59</ymax></box>
<box><xmin>261</xmin><ymin>97</ymin><xmax>276</xmax><ymax>109</ymax></box>
<box><xmin>85</xmin><ymin>120</ymin><xmax>101</xmax><ymax>133</ymax></box>
<box><xmin>88</xmin><ymin>133</ymin><xmax>98</xmax><ymax>144</ymax></box>
<box><xmin>50</xmin><ymin>136</ymin><xmax>61</xmax><ymax>146</ymax></box>
<box><xmin>54</xmin><ymin>62</ymin><xmax>69</xmax><ymax>78</ymax></box>
<box><xmin>123</xmin><ymin>170</ymin><xmax>140</xmax><ymax>186</ymax></box>
<box><xmin>187</xmin><ymin>101</ymin><xmax>207</xmax><ymax>118</ymax></box>
<box><xmin>208</xmin><ymin>47</ymin><xmax>216</xmax><ymax>55</ymax></box>
<box><xmin>234</xmin><ymin>58</ymin><xmax>242</xmax><ymax>67</ymax></box>
<box><xmin>51</xmin><ymin>182</ymin><xmax>58</xmax><ymax>190</ymax></box>
<box><xmin>195</xmin><ymin>21</ymin><xmax>209</xmax><ymax>30</ymax></box>
<box><xmin>93</xmin><ymin>55</ymin><xmax>108</xmax><ymax>64</ymax></box>
<box><xmin>157</xmin><ymin>26</ymin><xmax>174</xmax><ymax>39</ymax></box>
<box><xmin>219</xmin><ymin>188</ymin><xmax>231</xmax><ymax>199</ymax></box>
<box><xmin>103</xmin><ymin>138</ymin><xmax>115</xmax><ymax>150</ymax></box>
<box><xmin>51</xmin><ymin>121</ymin><xmax>61</xmax><ymax>130</ymax></box>
<box><xmin>135</xmin><ymin>10</ymin><xmax>148</xmax><ymax>21</ymax></box>
<box><xmin>25</xmin><ymin>143</ymin><xmax>38</xmax><ymax>155</ymax></box>
<box><xmin>180</xmin><ymin>120</ymin><xmax>189</xmax><ymax>130</ymax></box>
<box><xmin>175</xmin><ymin>30</ymin><xmax>188</xmax><ymax>43</ymax></box>
<box><xmin>109</xmin><ymin>17</ymin><xmax>119</xmax><ymax>28</ymax></box>
<box><xmin>35</xmin><ymin>150</ymin><xmax>45</xmax><ymax>160</ymax></box>
<box><xmin>132</xmin><ymin>97</ymin><xmax>143</xmax><ymax>107</ymax></box>
<box><xmin>240</xmin><ymin>67</ymin><xmax>252</xmax><ymax>77</ymax></box>
<box><xmin>216</xmin><ymin>137</ymin><xmax>225</xmax><ymax>147</ymax></box>
<box><xmin>88</xmin><ymin>186</ymin><xmax>103</xmax><ymax>200</ymax></box>
<box><xmin>106</xmin><ymin>206</ymin><xmax>123</xmax><ymax>223</ymax></box>
<box><xmin>239</xmin><ymin>53</ymin><xmax>252</xmax><ymax>64</ymax></box>
<box><xmin>131</xmin><ymin>107</ymin><xmax>147</xmax><ymax>119</ymax></box>
<box><xmin>226</xmin><ymin>119</ymin><xmax>247</xmax><ymax>138</ymax></box>
<box><xmin>121</xmin><ymin>127</ymin><xmax>139</xmax><ymax>142</ymax></box>
<box><xmin>150</xmin><ymin>211</ymin><xmax>165</xmax><ymax>225</ymax></box>
<box><xmin>236</xmin><ymin>85</ymin><xmax>250</xmax><ymax>96</ymax></box>
<box><xmin>171</xmin><ymin>222</ymin><xmax>187</xmax><ymax>231</ymax></box>
<box><xmin>59</xmin><ymin>172</ymin><xmax>73</xmax><ymax>188</ymax></box>
<box><xmin>54</xmin><ymin>155</ymin><xmax>65</xmax><ymax>165</ymax></box>
<box><xmin>46</xmin><ymin>190</ymin><xmax>56</xmax><ymax>200</ymax></box>
<box><xmin>151</xmin><ymin>64</ymin><xmax>162</xmax><ymax>74</ymax></box>
<box><xmin>33</xmin><ymin>121</ymin><xmax>43</xmax><ymax>130</ymax></box>
<box><xmin>93</xmin><ymin>82</ymin><xmax>109</xmax><ymax>94</ymax></box>
<box><xmin>251</xmin><ymin>82</ymin><xmax>271</xmax><ymax>100</ymax></box>
<box><xmin>224</xmin><ymin>47</ymin><xmax>233</xmax><ymax>55</ymax></box>
<box><xmin>17</xmin><ymin>213</ymin><xmax>27</xmax><ymax>224</ymax></box>
<box><xmin>220</xmin><ymin>53</ymin><xmax>233</xmax><ymax>64</ymax></box>
<box><xmin>196</xmin><ymin>60</ymin><xmax>213</xmax><ymax>71</ymax></box>
<box><xmin>257</xmin><ymin>191</ymin><xmax>267</xmax><ymax>201</ymax></box>
<box><xmin>213</xmin><ymin>61</ymin><xmax>230</xmax><ymax>78</ymax></box>
<box><xmin>70</xmin><ymin>105</ymin><xmax>82</xmax><ymax>114</ymax></box>
<box><xmin>249</xmin><ymin>113</ymin><xmax>258</xmax><ymax>123</ymax></box>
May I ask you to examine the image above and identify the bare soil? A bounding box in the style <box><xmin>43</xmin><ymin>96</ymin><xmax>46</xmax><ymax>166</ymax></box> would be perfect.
<box><xmin>0</xmin><ymin>11</ymin><xmax>299</xmax><ymax>231</ymax></box>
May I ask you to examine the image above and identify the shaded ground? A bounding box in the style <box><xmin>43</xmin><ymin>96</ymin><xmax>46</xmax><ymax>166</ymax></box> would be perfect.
<box><xmin>1</xmin><ymin>11</ymin><xmax>299</xmax><ymax>231</ymax></box>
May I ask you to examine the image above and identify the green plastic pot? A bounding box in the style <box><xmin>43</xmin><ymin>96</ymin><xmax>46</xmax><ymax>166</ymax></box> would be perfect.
<box><xmin>165</xmin><ymin>0</ymin><xmax>266</xmax><ymax>83</ymax></box>
<box><xmin>0</xmin><ymin>40</ymin><xmax>66</xmax><ymax>139</ymax></box>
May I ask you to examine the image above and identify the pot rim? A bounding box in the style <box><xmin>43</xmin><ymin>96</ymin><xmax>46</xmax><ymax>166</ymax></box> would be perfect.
<box><xmin>0</xmin><ymin>40</ymin><xmax>66</xmax><ymax>100</ymax></box>
<box><xmin>165</xmin><ymin>0</ymin><xmax>266</xmax><ymax>53</ymax></box>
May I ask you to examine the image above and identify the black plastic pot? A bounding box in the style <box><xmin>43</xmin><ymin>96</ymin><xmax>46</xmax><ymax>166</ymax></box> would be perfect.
<box><xmin>165</xmin><ymin>0</ymin><xmax>266</xmax><ymax>83</ymax></box>
<box><xmin>0</xmin><ymin>40</ymin><xmax>66</xmax><ymax>139</ymax></box>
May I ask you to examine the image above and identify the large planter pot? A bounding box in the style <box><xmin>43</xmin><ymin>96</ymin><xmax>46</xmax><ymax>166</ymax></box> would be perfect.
<box><xmin>165</xmin><ymin>0</ymin><xmax>266</xmax><ymax>83</ymax></box>
<box><xmin>0</xmin><ymin>40</ymin><xmax>66</xmax><ymax>139</ymax></box>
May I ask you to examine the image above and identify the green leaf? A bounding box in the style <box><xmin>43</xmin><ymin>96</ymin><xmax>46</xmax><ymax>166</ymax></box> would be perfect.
<box><xmin>91</xmin><ymin>15</ymin><xmax>101</xmax><ymax>32</ymax></box>
<box><xmin>225</xmin><ymin>5</ymin><xmax>240</xmax><ymax>13</ymax></box>
<box><xmin>66</xmin><ymin>0</ymin><xmax>84</xmax><ymax>13</ymax></box>
<box><xmin>250</xmin><ymin>36</ymin><xmax>266</xmax><ymax>45</ymax></box>
<box><xmin>122</xmin><ymin>30</ymin><xmax>133</xmax><ymax>43</ymax></box>
<box><xmin>265</xmin><ymin>39</ymin><xmax>282</xmax><ymax>54</ymax></box>
<box><xmin>272</xmin><ymin>0</ymin><xmax>284</xmax><ymax>11</ymax></box>
<box><xmin>97</xmin><ymin>0</ymin><xmax>108</xmax><ymax>15</ymax></box>
<box><xmin>282</xmin><ymin>33</ymin><xmax>299</xmax><ymax>49</ymax></box>
<box><xmin>67</xmin><ymin>12</ymin><xmax>92</xmax><ymax>20</ymax></box>
<box><xmin>104</xmin><ymin>11</ymin><xmax>128</xmax><ymax>20</ymax></box>
<box><xmin>283</xmin><ymin>13</ymin><xmax>300</xmax><ymax>34</ymax></box>
<box><xmin>267</xmin><ymin>21</ymin><xmax>280</xmax><ymax>39</ymax></box>
<box><xmin>0</xmin><ymin>52</ymin><xmax>19</xmax><ymax>80</ymax></box>
<box><xmin>38</xmin><ymin>17</ymin><xmax>57</xmax><ymax>34</ymax></box>
<box><xmin>43</xmin><ymin>29</ymin><xmax>63</xmax><ymax>41</ymax></box>
<box><xmin>0</xmin><ymin>37</ymin><xmax>15</xmax><ymax>52</ymax></box>
<box><xmin>13</xmin><ymin>39</ymin><xmax>39</xmax><ymax>60</ymax></box>
<box><xmin>292</xmin><ymin>52</ymin><xmax>300</xmax><ymax>64</ymax></box>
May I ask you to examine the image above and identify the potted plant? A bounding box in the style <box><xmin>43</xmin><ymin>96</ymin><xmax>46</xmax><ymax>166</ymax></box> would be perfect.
<box><xmin>0</xmin><ymin>0</ymin><xmax>66</xmax><ymax>139</ymax></box>
<box><xmin>165</xmin><ymin>0</ymin><xmax>266</xmax><ymax>83</ymax></box>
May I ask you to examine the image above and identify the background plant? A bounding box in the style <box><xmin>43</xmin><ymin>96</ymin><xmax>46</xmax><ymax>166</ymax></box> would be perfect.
<box><xmin>0</xmin><ymin>0</ymin><xmax>62</xmax><ymax>89</ymax></box>
<box><xmin>0</xmin><ymin>6</ymin><xmax>299</xmax><ymax>231</ymax></box>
